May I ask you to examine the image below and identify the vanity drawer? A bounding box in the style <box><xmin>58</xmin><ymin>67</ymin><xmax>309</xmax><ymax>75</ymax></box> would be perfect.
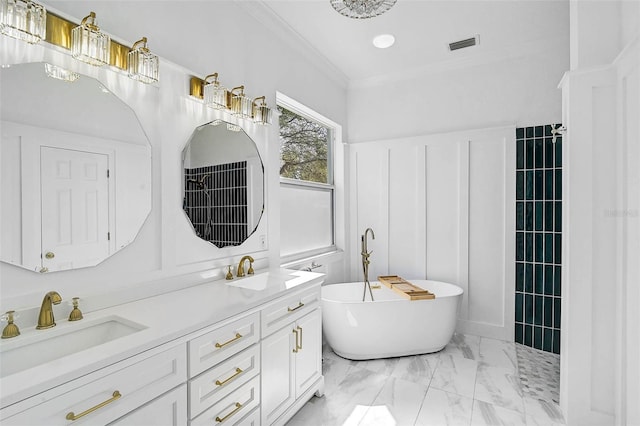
<box><xmin>188</xmin><ymin>312</ymin><xmax>259</xmax><ymax>377</ymax></box>
<box><xmin>190</xmin><ymin>376</ymin><xmax>260</xmax><ymax>426</ymax></box>
<box><xmin>189</xmin><ymin>344</ymin><xmax>260</xmax><ymax>419</ymax></box>
<box><xmin>109</xmin><ymin>384</ymin><xmax>187</xmax><ymax>426</ymax></box>
<box><xmin>261</xmin><ymin>287</ymin><xmax>320</xmax><ymax>337</ymax></box>
<box><xmin>3</xmin><ymin>344</ymin><xmax>186</xmax><ymax>426</ymax></box>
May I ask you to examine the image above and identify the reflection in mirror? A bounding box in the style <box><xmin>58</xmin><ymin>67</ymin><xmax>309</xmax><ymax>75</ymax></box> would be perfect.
<box><xmin>182</xmin><ymin>120</ymin><xmax>264</xmax><ymax>248</ymax></box>
<box><xmin>0</xmin><ymin>62</ymin><xmax>152</xmax><ymax>273</ymax></box>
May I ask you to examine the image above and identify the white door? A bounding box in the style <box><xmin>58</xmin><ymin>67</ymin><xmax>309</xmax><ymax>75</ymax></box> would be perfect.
<box><xmin>40</xmin><ymin>146</ymin><xmax>110</xmax><ymax>271</ymax></box>
<box><xmin>261</xmin><ymin>325</ymin><xmax>296</xmax><ymax>425</ymax></box>
<box><xmin>294</xmin><ymin>309</ymin><xmax>322</xmax><ymax>398</ymax></box>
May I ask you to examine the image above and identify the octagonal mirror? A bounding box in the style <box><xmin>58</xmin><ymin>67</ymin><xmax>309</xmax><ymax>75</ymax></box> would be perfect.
<box><xmin>182</xmin><ymin>120</ymin><xmax>264</xmax><ymax>248</ymax></box>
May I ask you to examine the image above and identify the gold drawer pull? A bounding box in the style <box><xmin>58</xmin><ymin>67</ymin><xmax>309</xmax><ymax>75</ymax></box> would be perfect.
<box><xmin>215</xmin><ymin>367</ymin><xmax>243</xmax><ymax>386</ymax></box>
<box><xmin>297</xmin><ymin>325</ymin><xmax>303</xmax><ymax>350</ymax></box>
<box><xmin>292</xmin><ymin>328</ymin><xmax>299</xmax><ymax>353</ymax></box>
<box><xmin>287</xmin><ymin>302</ymin><xmax>304</xmax><ymax>312</ymax></box>
<box><xmin>216</xmin><ymin>402</ymin><xmax>242</xmax><ymax>423</ymax></box>
<box><xmin>215</xmin><ymin>332</ymin><xmax>242</xmax><ymax>348</ymax></box>
<box><xmin>66</xmin><ymin>390</ymin><xmax>121</xmax><ymax>421</ymax></box>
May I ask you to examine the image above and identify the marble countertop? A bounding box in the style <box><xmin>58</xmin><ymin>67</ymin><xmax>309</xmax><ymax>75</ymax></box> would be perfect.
<box><xmin>0</xmin><ymin>268</ymin><xmax>324</xmax><ymax>411</ymax></box>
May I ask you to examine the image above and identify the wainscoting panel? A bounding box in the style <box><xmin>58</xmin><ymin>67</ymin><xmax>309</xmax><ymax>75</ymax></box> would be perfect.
<box><xmin>350</xmin><ymin>126</ymin><xmax>515</xmax><ymax>340</ymax></box>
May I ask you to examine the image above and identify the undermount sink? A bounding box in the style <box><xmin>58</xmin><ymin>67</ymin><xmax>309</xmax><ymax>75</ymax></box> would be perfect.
<box><xmin>226</xmin><ymin>272</ymin><xmax>271</xmax><ymax>290</ymax></box>
<box><xmin>0</xmin><ymin>315</ymin><xmax>146</xmax><ymax>378</ymax></box>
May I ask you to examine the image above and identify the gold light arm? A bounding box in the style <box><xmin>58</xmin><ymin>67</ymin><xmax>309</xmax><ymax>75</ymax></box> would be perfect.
<box><xmin>131</xmin><ymin>37</ymin><xmax>149</xmax><ymax>53</ymax></box>
<box><xmin>215</xmin><ymin>332</ymin><xmax>242</xmax><ymax>348</ymax></box>
<box><xmin>66</xmin><ymin>391</ymin><xmax>121</xmax><ymax>420</ymax></box>
<box><xmin>80</xmin><ymin>12</ymin><xmax>99</xmax><ymax>31</ymax></box>
<box><xmin>204</xmin><ymin>73</ymin><xmax>219</xmax><ymax>84</ymax></box>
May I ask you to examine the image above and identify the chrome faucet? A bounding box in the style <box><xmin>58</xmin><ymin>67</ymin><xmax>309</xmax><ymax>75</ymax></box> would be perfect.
<box><xmin>237</xmin><ymin>255</ymin><xmax>255</xmax><ymax>277</ymax></box>
<box><xmin>361</xmin><ymin>228</ymin><xmax>375</xmax><ymax>301</ymax></box>
<box><xmin>36</xmin><ymin>291</ymin><xmax>62</xmax><ymax>329</ymax></box>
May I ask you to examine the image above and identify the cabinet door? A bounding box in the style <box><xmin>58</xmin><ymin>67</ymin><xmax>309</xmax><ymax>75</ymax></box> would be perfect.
<box><xmin>294</xmin><ymin>309</ymin><xmax>322</xmax><ymax>399</ymax></box>
<box><xmin>261</xmin><ymin>324</ymin><xmax>296</xmax><ymax>424</ymax></box>
<box><xmin>109</xmin><ymin>384</ymin><xmax>187</xmax><ymax>426</ymax></box>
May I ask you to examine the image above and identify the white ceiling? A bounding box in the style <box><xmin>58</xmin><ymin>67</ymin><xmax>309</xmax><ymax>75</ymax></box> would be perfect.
<box><xmin>259</xmin><ymin>0</ymin><xmax>569</xmax><ymax>85</ymax></box>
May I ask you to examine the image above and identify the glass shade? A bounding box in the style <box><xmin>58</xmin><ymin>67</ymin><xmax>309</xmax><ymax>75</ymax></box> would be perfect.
<box><xmin>330</xmin><ymin>0</ymin><xmax>396</xmax><ymax>19</ymax></box>
<box><xmin>128</xmin><ymin>39</ymin><xmax>159</xmax><ymax>84</ymax></box>
<box><xmin>231</xmin><ymin>94</ymin><xmax>252</xmax><ymax>119</ymax></box>
<box><xmin>71</xmin><ymin>13</ymin><xmax>110</xmax><ymax>67</ymax></box>
<box><xmin>0</xmin><ymin>0</ymin><xmax>46</xmax><ymax>44</ymax></box>
<box><xmin>44</xmin><ymin>63</ymin><xmax>79</xmax><ymax>82</ymax></box>
<box><xmin>226</xmin><ymin>123</ymin><xmax>242</xmax><ymax>132</ymax></box>
<box><xmin>204</xmin><ymin>82</ymin><xmax>228</xmax><ymax>110</ymax></box>
<box><xmin>253</xmin><ymin>104</ymin><xmax>272</xmax><ymax>125</ymax></box>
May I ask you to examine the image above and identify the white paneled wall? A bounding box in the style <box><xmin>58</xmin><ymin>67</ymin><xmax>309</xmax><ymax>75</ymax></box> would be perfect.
<box><xmin>350</xmin><ymin>126</ymin><xmax>515</xmax><ymax>340</ymax></box>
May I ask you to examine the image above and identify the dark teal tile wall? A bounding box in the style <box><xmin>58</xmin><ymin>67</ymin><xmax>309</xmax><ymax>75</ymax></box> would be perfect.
<box><xmin>515</xmin><ymin>124</ymin><xmax>562</xmax><ymax>354</ymax></box>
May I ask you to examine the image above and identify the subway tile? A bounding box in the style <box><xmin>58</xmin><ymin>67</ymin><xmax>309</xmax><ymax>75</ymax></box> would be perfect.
<box><xmin>535</xmin><ymin>296</ymin><xmax>544</xmax><ymax>326</ymax></box>
<box><xmin>544</xmin><ymin>125</ymin><xmax>553</xmax><ymax>137</ymax></box>
<box><xmin>516</xmin><ymin>263</ymin><xmax>524</xmax><ymax>292</ymax></box>
<box><xmin>554</xmin><ymin>234</ymin><xmax>562</xmax><ymax>264</ymax></box>
<box><xmin>526</xmin><ymin>127</ymin><xmax>534</xmax><ymax>139</ymax></box>
<box><xmin>517</xmin><ymin>172</ymin><xmax>525</xmax><ymax>200</ymax></box>
<box><xmin>526</xmin><ymin>171</ymin><xmax>534</xmax><ymax>200</ymax></box>
<box><xmin>535</xmin><ymin>233</ymin><xmax>543</xmax><ymax>263</ymax></box>
<box><xmin>554</xmin><ymin>298</ymin><xmax>561</xmax><ymax>329</ymax></box>
<box><xmin>543</xmin><ymin>328</ymin><xmax>554</xmax><ymax>353</ymax></box>
<box><xmin>516</xmin><ymin>293</ymin><xmax>524</xmax><ymax>322</ymax></box>
<box><xmin>515</xmin><ymin>323</ymin><xmax>524</xmax><ymax>344</ymax></box>
<box><xmin>544</xmin><ymin>265</ymin><xmax>554</xmax><ymax>295</ymax></box>
<box><xmin>544</xmin><ymin>298</ymin><xmax>554</xmax><ymax>328</ymax></box>
<box><xmin>553</xmin><ymin>330</ymin><xmax>560</xmax><ymax>354</ymax></box>
<box><xmin>525</xmin><ymin>295</ymin><xmax>534</xmax><ymax>324</ymax></box>
<box><xmin>535</xmin><ymin>126</ymin><xmax>543</xmax><ymax>137</ymax></box>
<box><xmin>526</xmin><ymin>140</ymin><xmax>534</xmax><ymax>169</ymax></box>
<box><xmin>555</xmin><ymin>169</ymin><xmax>562</xmax><ymax>200</ymax></box>
<box><xmin>525</xmin><ymin>263</ymin><xmax>533</xmax><ymax>293</ymax></box>
<box><xmin>545</xmin><ymin>170</ymin><xmax>554</xmax><ymax>200</ymax></box>
<box><xmin>555</xmin><ymin>201</ymin><xmax>562</xmax><ymax>232</ymax></box>
<box><xmin>526</xmin><ymin>202</ymin><xmax>534</xmax><ymax>231</ymax></box>
<box><xmin>554</xmin><ymin>266</ymin><xmax>562</xmax><ymax>297</ymax></box>
<box><xmin>554</xmin><ymin>137</ymin><xmax>562</xmax><ymax>167</ymax></box>
<box><xmin>534</xmin><ymin>264</ymin><xmax>544</xmax><ymax>294</ymax></box>
<box><xmin>516</xmin><ymin>202</ymin><xmax>525</xmax><ymax>230</ymax></box>
<box><xmin>545</xmin><ymin>233</ymin><xmax>554</xmax><ymax>264</ymax></box>
<box><xmin>534</xmin><ymin>326</ymin><xmax>543</xmax><ymax>349</ymax></box>
<box><xmin>545</xmin><ymin>202</ymin><xmax>554</xmax><ymax>231</ymax></box>
<box><xmin>545</xmin><ymin>138</ymin><xmax>554</xmax><ymax>167</ymax></box>
<box><xmin>534</xmin><ymin>139</ymin><xmax>544</xmax><ymax>168</ymax></box>
<box><xmin>524</xmin><ymin>325</ymin><xmax>533</xmax><ymax>346</ymax></box>
<box><xmin>535</xmin><ymin>202</ymin><xmax>543</xmax><ymax>231</ymax></box>
<box><xmin>526</xmin><ymin>233</ymin><xmax>533</xmax><ymax>262</ymax></box>
<box><xmin>535</xmin><ymin>170</ymin><xmax>544</xmax><ymax>200</ymax></box>
<box><xmin>516</xmin><ymin>233</ymin><xmax>524</xmax><ymax>262</ymax></box>
<box><xmin>517</xmin><ymin>140</ymin><xmax>525</xmax><ymax>169</ymax></box>
<box><xmin>516</xmin><ymin>127</ymin><xmax>525</xmax><ymax>139</ymax></box>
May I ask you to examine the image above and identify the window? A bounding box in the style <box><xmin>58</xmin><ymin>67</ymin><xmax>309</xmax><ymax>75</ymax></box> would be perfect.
<box><xmin>278</xmin><ymin>93</ymin><xmax>340</xmax><ymax>261</ymax></box>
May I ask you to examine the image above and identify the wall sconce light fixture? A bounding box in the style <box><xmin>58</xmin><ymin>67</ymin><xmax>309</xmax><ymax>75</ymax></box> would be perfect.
<box><xmin>71</xmin><ymin>11</ymin><xmax>110</xmax><ymax>66</ymax></box>
<box><xmin>44</xmin><ymin>63</ymin><xmax>79</xmax><ymax>82</ymax></box>
<box><xmin>128</xmin><ymin>37</ymin><xmax>159</xmax><ymax>84</ymax></box>
<box><xmin>230</xmin><ymin>86</ymin><xmax>252</xmax><ymax>119</ymax></box>
<box><xmin>252</xmin><ymin>96</ymin><xmax>272</xmax><ymax>125</ymax></box>
<box><xmin>204</xmin><ymin>73</ymin><xmax>228</xmax><ymax>110</ymax></box>
<box><xmin>0</xmin><ymin>0</ymin><xmax>46</xmax><ymax>44</ymax></box>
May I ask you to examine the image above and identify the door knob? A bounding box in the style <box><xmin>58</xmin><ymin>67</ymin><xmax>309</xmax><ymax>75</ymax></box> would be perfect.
<box><xmin>45</xmin><ymin>252</ymin><xmax>55</xmax><ymax>259</ymax></box>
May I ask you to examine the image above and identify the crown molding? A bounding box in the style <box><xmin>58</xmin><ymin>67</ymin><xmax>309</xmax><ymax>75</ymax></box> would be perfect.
<box><xmin>236</xmin><ymin>0</ymin><xmax>349</xmax><ymax>90</ymax></box>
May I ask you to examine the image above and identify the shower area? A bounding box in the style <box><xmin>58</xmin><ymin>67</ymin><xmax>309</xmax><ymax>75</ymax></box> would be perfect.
<box><xmin>515</xmin><ymin>123</ymin><xmax>562</xmax><ymax>354</ymax></box>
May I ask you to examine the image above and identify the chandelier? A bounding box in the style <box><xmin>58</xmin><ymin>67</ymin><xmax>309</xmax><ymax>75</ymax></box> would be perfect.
<box><xmin>330</xmin><ymin>0</ymin><xmax>396</xmax><ymax>19</ymax></box>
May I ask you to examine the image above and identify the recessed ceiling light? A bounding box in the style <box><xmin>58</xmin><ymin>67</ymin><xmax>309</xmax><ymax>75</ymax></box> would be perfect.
<box><xmin>373</xmin><ymin>34</ymin><xmax>395</xmax><ymax>49</ymax></box>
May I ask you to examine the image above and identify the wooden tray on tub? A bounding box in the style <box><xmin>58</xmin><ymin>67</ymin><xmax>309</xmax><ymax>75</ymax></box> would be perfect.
<box><xmin>377</xmin><ymin>275</ymin><xmax>435</xmax><ymax>300</ymax></box>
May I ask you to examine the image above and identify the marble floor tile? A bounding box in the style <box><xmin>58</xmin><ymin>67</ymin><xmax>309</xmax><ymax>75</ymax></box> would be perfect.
<box><xmin>415</xmin><ymin>387</ymin><xmax>473</xmax><ymax>426</ymax></box>
<box><xmin>390</xmin><ymin>353</ymin><xmax>439</xmax><ymax>385</ymax></box>
<box><xmin>474</xmin><ymin>364</ymin><xmax>525</xmax><ymax>413</ymax></box>
<box><xmin>430</xmin><ymin>353</ymin><xmax>478</xmax><ymax>398</ymax></box>
<box><xmin>471</xmin><ymin>399</ymin><xmax>527</xmax><ymax>426</ymax></box>
<box><xmin>479</xmin><ymin>337</ymin><xmax>518</xmax><ymax>371</ymax></box>
<box><xmin>358</xmin><ymin>376</ymin><xmax>428</xmax><ymax>426</ymax></box>
<box><xmin>523</xmin><ymin>396</ymin><xmax>565</xmax><ymax>424</ymax></box>
<box><xmin>358</xmin><ymin>356</ymin><xmax>401</xmax><ymax>377</ymax></box>
<box><xmin>515</xmin><ymin>344</ymin><xmax>560</xmax><ymax>404</ymax></box>
<box><xmin>442</xmin><ymin>333</ymin><xmax>482</xmax><ymax>361</ymax></box>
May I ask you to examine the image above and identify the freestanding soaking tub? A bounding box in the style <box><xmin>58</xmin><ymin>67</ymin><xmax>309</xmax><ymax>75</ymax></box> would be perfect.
<box><xmin>321</xmin><ymin>280</ymin><xmax>463</xmax><ymax>360</ymax></box>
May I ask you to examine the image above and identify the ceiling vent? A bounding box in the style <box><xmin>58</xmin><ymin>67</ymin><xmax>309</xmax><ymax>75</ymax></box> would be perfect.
<box><xmin>448</xmin><ymin>35</ymin><xmax>479</xmax><ymax>51</ymax></box>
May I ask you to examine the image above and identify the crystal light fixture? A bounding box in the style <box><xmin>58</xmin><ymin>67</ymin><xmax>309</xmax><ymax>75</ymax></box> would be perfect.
<box><xmin>227</xmin><ymin>123</ymin><xmax>242</xmax><ymax>132</ymax></box>
<box><xmin>0</xmin><ymin>0</ymin><xmax>46</xmax><ymax>44</ymax></box>
<box><xmin>44</xmin><ymin>63</ymin><xmax>79</xmax><ymax>82</ymax></box>
<box><xmin>71</xmin><ymin>11</ymin><xmax>110</xmax><ymax>67</ymax></box>
<box><xmin>330</xmin><ymin>0</ymin><xmax>396</xmax><ymax>19</ymax></box>
<box><xmin>230</xmin><ymin>86</ymin><xmax>252</xmax><ymax>119</ymax></box>
<box><xmin>203</xmin><ymin>73</ymin><xmax>228</xmax><ymax>110</ymax></box>
<box><xmin>128</xmin><ymin>37</ymin><xmax>159</xmax><ymax>84</ymax></box>
<box><xmin>252</xmin><ymin>96</ymin><xmax>272</xmax><ymax>125</ymax></box>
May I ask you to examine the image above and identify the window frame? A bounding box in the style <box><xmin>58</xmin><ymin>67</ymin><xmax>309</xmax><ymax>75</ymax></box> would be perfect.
<box><xmin>277</xmin><ymin>92</ymin><xmax>343</xmax><ymax>264</ymax></box>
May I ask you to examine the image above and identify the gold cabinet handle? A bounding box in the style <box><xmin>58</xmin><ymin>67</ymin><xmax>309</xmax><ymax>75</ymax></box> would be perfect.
<box><xmin>66</xmin><ymin>391</ymin><xmax>121</xmax><ymax>421</ymax></box>
<box><xmin>215</xmin><ymin>332</ymin><xmax>242</xmax><ymax>348</ymax></box>
<box><xmin>215</xmin><ymin>402</ymin><xmax>242</xmax><ymax>423</ymax></box>
<box><xmin>215</xmin><ymin>367</ymin><xmax>243</xmax><ymax>386</ymax></box>
<box><xmin>292</xmin><ymin>328</ymin><xmax>299</xmax><ymax>353</ymax></box>
<box><xmin>297</xmin><ymin>325</ymin><xmax>303</xmax><ymax>351</ymax></box>
<box><xmin>287</xmin><ymin>302</ymin><xmax>304</xmax><ymax>312</ymax></box>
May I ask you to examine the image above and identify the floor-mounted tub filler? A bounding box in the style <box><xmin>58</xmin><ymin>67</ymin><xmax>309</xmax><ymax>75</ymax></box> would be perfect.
<box><xmin>321</xmin><ymin>280</ymin><xmax>463</xmax><ymax>360</ymax></box>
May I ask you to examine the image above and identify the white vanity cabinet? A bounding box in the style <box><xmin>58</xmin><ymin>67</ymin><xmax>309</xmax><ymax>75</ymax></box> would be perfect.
<box><xmin>261</xmin><ymin>287</ymin><xmax>323</xmax><ymax>425</ymax></box>
<box><xmin>1</xmin><ymin>343</ymin><xmax>187</xmax><ymax>425</ymax></box>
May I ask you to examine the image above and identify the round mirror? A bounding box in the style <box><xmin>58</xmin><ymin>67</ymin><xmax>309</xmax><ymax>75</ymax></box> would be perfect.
<box><xmin>0</xmin><ymin>62</ymin><xmax>152</xmax><ymax>273</ymax></box>
<box><xmin>182</xmin><ymin>120</ymin><xmax>264</xmax><ymax>248</ymax></box>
